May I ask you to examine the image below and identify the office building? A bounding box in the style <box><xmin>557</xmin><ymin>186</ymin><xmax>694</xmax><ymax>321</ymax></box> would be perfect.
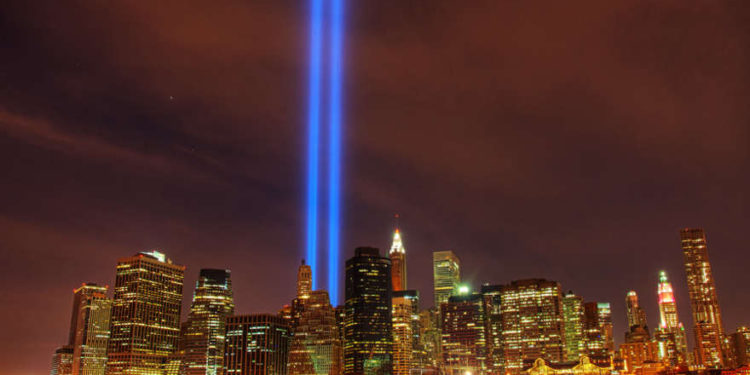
<box><xmin>681</xmin><ymin>228</ymin><xmax>724</xmax><ymax>368</ymax></box>
<box><xmin>433</xmin><ymin>251</ymin><xmax>460</xmax><ymax>309</ymax></box>
<box><xmin>224</xmin><ymin>314</ymin><xmax>290</xmax><ymax>375</ymax></box>
<box><xmin>344</xmin><ymin>247</ymin><xmax>393</xmax><ymax>375</ymax></box>
<box><xmin>69</xmin><ymin>283</ymin><xmax>112</xmax><ymax>375</ymax></box>
<box><xmin>288</xmin><ymin>290</ymin><xmax>342</xmax><ymax>375</ymax></box>
<box><xmin>106</xmin><ymin>251</ymin><xmax>185</xmax><ymax>375</ymax></box>
<box><xmin>563</xmin><ymin>291</ymin><xmax>586</xmax><ymax>361</ymax></box>
<box><xmin>390</xmin><ymin>224</ymin><xmax>407</xmax><ymax>292</ymax></box>
<box><xmin>393</xmin><ymin>290</ymin><xmax>419</xmax><ymax>375</ymax></box>
<box><xmin>655</xmin><ymin>270</ymin><xmax>687</xmax><ymax>365</ymax></box>
<box><xmin>181</xmin><ymin>269</ymin><xmax>235</xmax><ymax>375</ymax></box>
<box><xmin>500</xmin><ymin>279</ymin><xmax>565</xmax><ymax>375</ymax></box>
<box><xmin>51</xmin><ymin>346</ymin><xmax>74</xmax><ymax>375</ymax></box>
<box><xmin>441</xmin><ymin>291</ymin><xmax>487</xmax><ymax>375</ymax></box>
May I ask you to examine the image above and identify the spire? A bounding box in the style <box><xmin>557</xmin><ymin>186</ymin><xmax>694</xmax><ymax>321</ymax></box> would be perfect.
<box><xmin>389</xmin><ymin>214</ymin><xmax>405</xmax><ymax>255</ymax></box>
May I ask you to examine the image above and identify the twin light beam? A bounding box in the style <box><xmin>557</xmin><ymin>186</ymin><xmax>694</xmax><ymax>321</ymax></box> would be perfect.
<box><xmin>305</xmin><ymin>0</ymin><xmax>344</xmax><ymax>305</ymax></box>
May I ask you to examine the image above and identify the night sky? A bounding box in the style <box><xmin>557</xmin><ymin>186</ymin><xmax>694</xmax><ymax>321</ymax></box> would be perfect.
<box><xmin>2</xmin><ymin>1</ymin><xmax>750</xmax><ymax>374</ymax></box>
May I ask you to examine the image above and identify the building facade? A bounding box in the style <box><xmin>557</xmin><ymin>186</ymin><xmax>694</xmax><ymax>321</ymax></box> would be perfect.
<box><xmin>51</xmin><ymin>346</ymin><xmax>74</xmax><ymax>375</ymax></box>
<box><xmin>181</xmin><ymin>269</ymin><xmax>235</xmax><ymax>375</ymax></box>
<box><xmin>344</xmin><ymin>247</ymin><xmax>393</xmax><ymax>375</ymax></box>
<box><xmin>500</xmin><ymin>279</ymin><xmax>566</xmax><ymax>375</ymax></box>
<box><xmin>224</xmin><ymin>314</ymin><xmax>290</xmax><ymax>375</ymax></box>
<box><xmin>433</xmin><ymin>251</ymin><xmax>460</xmax><ymax>309</ymax></box>
<box><xmin>392</xmin><ymin>290</ymin><xmax>419</xmax><ymax>375</ymax></box>
<box><xmin>563</xmin><ymin>292</ymin><xmax>586</xmax><ymax>362</ymax></box>
<box><xmin>441</xmin><ymin>292</ymin><xmax>488</xmax><ymax>375</ymax></box>
<box><xmin>288</xmin><ymin>290</ymin><xmax>342</xmax><ymax>375</ymax></box>
<box><xmin>70</xmin><ymin>283</ymin><xmax>112</xmax><ymax>375</ymax></box>
<box><xmin>655</xmin><ymin>270</ymin><xmax>687</xmax><ymax>365</ymax></box>
<box><xmin>583</xmin><ymin>302</ymin><xmax>614</xmax><ymax>359</ymax></box>
<box><xmin>106</xmin><ymin>251</ymin><xmax>185</xmax><ymax>375</ymax></box>
<box><xmin>681</xmin><ymin>228</ymin><xmax>724</xmax><ymax>368</ymax></box>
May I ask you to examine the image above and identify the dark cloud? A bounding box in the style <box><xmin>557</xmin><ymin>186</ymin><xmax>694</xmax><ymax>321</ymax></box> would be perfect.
<box><xmin>1</xmin><ymin>1</ymin><xmax>749</xmax><ymax>374</ymax></box>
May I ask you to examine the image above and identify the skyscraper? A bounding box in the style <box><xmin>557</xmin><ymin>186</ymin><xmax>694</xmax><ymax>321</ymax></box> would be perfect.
<box><xmin>655</xmin><ymin>270</ymin><xmax>687</xmax><ymax>365</ymax></box>
<box><xmin>69</xmin><ymin>283</ymin><xmax>112</xmax><ymax>375</ymax></box>
<box><xmin>500</xmin><ymin>279</ymin><xmax>565</xmax><ymax>375</ymax></box>
<box><xmin>583</xmin><ymin>302</ymin><xmax>613</xmax><ymax>358</ymax></box>
<box><xmin>390</xmin><ymin>225</ymin><xmax>407</xmax><ymax>292</ymax></box>
<box><xmin>441</xmin><ymin>291</ymin><xmax>488</xmax><ymax>375</ymax></box>
<box><xmin>224</xmin><ymin>314</ymin><xmax>291</xmax><ymax>375</ymax></box>
<box><xmin>181</xmin><ymin>269</ymin><xmax>235</xmax><ymax>375</ymax></box>
<box><xmin>680</xmin><ymin>228</ymin><xmax>724</xmax><ymax>368</ymax></box>
<box><xmin>392</xmin><ymin>290</ymin><xmax>419</xmax><ymax>375</ymax></box>
<box><xmin>344</xmin><ymin>247</ymin><xmax>393</xmax><ymax>375</ymax></box>
<box><xmin>417</xmin><ymin>308</ymin><xmax>441</xmax><ymax>372</ymax></box>
<box><xmin>288</xmin><ymin>290</ymin><xmax>341</xmax><ymax>375</ymax></box>
<box><xmin>481</xmin><ymin>284</ymin><xmax>503</xmax><ymax>373</ymax></box>
<box><xmin>106</xmin><ymin>251</ymin><xmax>185</xmax><ymax>375</ymax></box>
<box><xmin>562</xmin><ymin>291</ymin><xmax>585</xmax><ymax>361</ymax></box>
<box><xmin>433</xmin><ymin>251</ymin><xmax>460</xmax><ymax>309</ymax></box>
<box><xmin>298</xmin><ymin>260</ymin><xmax>313</xmax><ymax>300</ymax></box>
<box><xmin>50</xmin><ymin>346</ymin><xmax>74</xmax><ymax>375</ymax></box>
<box><xmin>625</xmin><ymin>291</ymin><xmax>649</xmax><ymax>331</ymax></box>
<box><xmin>624</xmin><ymin>291</ymin><xmax>650</xmax><ymax>343</ymax></box>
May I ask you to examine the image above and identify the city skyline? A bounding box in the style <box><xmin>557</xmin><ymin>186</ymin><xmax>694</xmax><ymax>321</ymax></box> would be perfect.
<box><xmin>2</xmin><ymin>1</ymin><xmax>750</xmax><ymax>374</ymax></box>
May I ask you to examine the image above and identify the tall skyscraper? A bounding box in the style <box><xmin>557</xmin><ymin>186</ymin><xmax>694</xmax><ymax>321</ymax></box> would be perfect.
<box><xmin>680</xmin><ymin>228</ymin><xmax>724</xmax><ymax>368</ymax></box>
<box><xmin>624</xmin><ymin>291</ymin><xmax>650</xmax><ymax>343</ymax></box>
<box><xmin>181</xmin><ymin>269</ymin><xmax>235</xmax><ymax>375</ymax></box>
<box><xmin>441</xmin><ymin>291</ymin><xmax>488</xmax><ymax>375</ymax></box>
<box><xmin>625</xmin><ymin>291</ymin><xmax>649</xmax><ymax>331</ymax></box>
<box><xmin>344</xmin><ymin>247</ymin><xmax>393</xmax><ymax>375</ymax></box>
<box><xmin>224</xmin><ymin>314</ymin><xmax>290</xmax><ymax>375</ymax></box>
<box><xmin>583</xmin><ymin>302</ymin><xmax>613</xmax><ymax>358</ymax></box>
<box><xmin>389</xmin><ymin>224</ymin><xmax>407</xmax><ymax>292</ymax></box>
<box><xmin>298</xmin><ymin>260</ymin><xmax>312</xmax><ymax>300</ymax></box>
<box><xmin>481</xmin><ymin>284</ymin><xmax>503</xmax><ymax>373</ymax></box>
<box><xmin>562</xmin><ymin>291</ymin><xmax>585</xmax><ymax>361</ymax></box>
<box><xmin>392</xmin><ymin>290</ymin><xmax>419</xmax><ymax>375</ymax></box>
<box><xmin>500</xmin><ymin>279</ymin><xmax>565</xmax><ymax>375</ymax></box>
<box><xmin>433</xmin><ymin>251</ymin><xmax>460</xmax><ymax>309</ymax></box>
<box><xmin>655</xmin><ymin>270</ymin><xmax>688</xmax><ymax>365</ymax></box>
<box><xmin>417</xmin><ymin>308</ymin><xmax>441</xmax><ymax>372</ymax></box>
<box><xmin>51</xmin><ymin>346</ymin><xmax>74</xmax><ymax>375</ymax></box>
<box><xmin>288</xmin><ymin>290</ymin><xmax>341</xmax><ymax>375</ymax></box>
<box><xmin>69</xmin><ymin>283</ymin><xmax>112</xmax><ymax>375</ymax></box>
<box><xmin>106</xmin><ymin>251</ymin><xmax>185</xmax><ymax>375</ymax></box>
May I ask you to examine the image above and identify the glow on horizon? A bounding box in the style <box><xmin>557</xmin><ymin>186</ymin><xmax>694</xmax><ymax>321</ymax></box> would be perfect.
<box><xmin>327</xmin><ymin>0</ymin><xmax>344</xmax><ymax>306</ymax></box>
<box><xmin>306</xmin><ymin>0</ymin><xmax>323</xmax><ymax>290</ymax></box>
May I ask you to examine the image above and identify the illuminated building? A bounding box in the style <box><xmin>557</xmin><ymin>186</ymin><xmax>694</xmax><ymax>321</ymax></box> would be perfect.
<box><xmin>617</xmin><ymin>327</ymin><xmax>658</xmax><ymax>373</ymax></box>
<box><xmin>181</xmin><ymin>269</ymin><xmax>235</xmax><ymax>375</ymax></box>
<box><xmin>482</xmin><ymin>284</ymin><xmax>504</xmax><ymax>373</ymax></box>
<box><xmin>655</xmin><ymin>270</ymin><xmax>687</xmax><ymax>365</ymax></box>
<box><xmin>500</xmin><ymin>279</ymin><xmax>566</xmax><ymax>375</ymax></box>
<box><xmin>393</xmin><ymin>290</ymin><xmax>419</xmax><ymax>375</ymax></box>
<box><xmin>51</xmin><ymin>346</ymin><xmax>74</xmax><ymax>375</ymax></box>
<box><xmin>728</xmin><ymin>327</ymin><xmax>750</xmax><ymax>367</ymax></box>
<box><xmin>563</xmin><ymin>291</ymin><xmax>586</xmax><ymax>361</ymax></box>
<box><xmin>625</xmin><ymin>291</ymin><xmax>649</xmax><ymax>337</ymax></box>
<box><xmin>106</xmin><ymin>251</ymin><xmax>185</xmax><ymax>375</ymax></box>
<box><xmin>67</xmin><ymin>283</ymin><xmax>112</xmax><ymax>375</ymax></box>
<box><xmin>288</xmin><ymin>290</ymin><xmax>342</xmax><ymax>375</ymax></box>
<box><xmin>418</xmin><ymin>308</ymin><xmax>442</xmax><ymax>372</ymax></box>
<box><xmin>344</xmin><ymin>247</ymin><xmax>393</xmax><ymax>375</ymax></box>
<box><xmin>298</xmin><ymin>260</ymin><xmax>313</xmax><ymax>300</ymax></box>
<box><xmin>390</xmin><ymin>222</ymin><xmax>407</xmax><ymax>292</ymax></box>
<box><xmin>681</xmin><ymin>228</ymin><xmax>725</xmax><ymax>368</ymax></box>
<box><xmin>433</xmin><ymin>251</ymin><xmax>460</xmax><ymax>309</ymax></box>
<box><xmin>524</xmin><ymin>356</ymin><xmax>611</xmax><ymax>375</ymax></box>
<box><xmin>584</xmin><ymin>302</ymin><xmax>614</xmax><ymax>358</ymax></box>
<box><xmin>224</xmin><ymin>314</ymin><xmax>290</xmax><ymax>375</ymax></box>
<box><xmin>441</xmin><ymin>290</ymin><xmax>487</xmax><ymax>375</ymax></box>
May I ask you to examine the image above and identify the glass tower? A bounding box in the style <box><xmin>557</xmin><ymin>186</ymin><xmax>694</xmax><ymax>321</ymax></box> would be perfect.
<box><xmin>70</xmin><ymin>283</ymin><xmax>112</xmax><ymax>375</ymax></box>
<box><xmin>681</xmin><ymin>228</ymin><xmax>724</xmax><ymax>368</ymax></box>
<box><xmin>106</xmin><ymin>251</ymin><xmax>185</xmax><ymax>375</ymax></box>
<box><xmin>181</xmin><ymin>269</ymin><xmax>234</xmax><ymax>375</ymax></box>
<box><xmin>433</xmin><ymin>251</ymin><xmax>460</xmax><ymax>309</ymax></box>
<box><xmin>562</xmin><ymin>291</ymin><xmax>585</xmax><ymax>361</ymax></box>
<box><xmin>224</xmin><ymin>314</ymin><xmax>291</xmax><ymax>375</ymax></box>
<box><xmin>344</xmin><ymin>247</ymin><xmax>393</xmax><ymax>375</ymax></box>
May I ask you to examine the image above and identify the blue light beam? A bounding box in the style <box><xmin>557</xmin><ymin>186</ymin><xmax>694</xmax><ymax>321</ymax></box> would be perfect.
<box><xmin>327</xmin><ymin>0</ymin><xmax>344</xmax><ymax>306</ymax></box>
<box><xmin>306</xmin><ymin>0</ymin><xmax>324</xmax><ymax>290</ymax></box>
